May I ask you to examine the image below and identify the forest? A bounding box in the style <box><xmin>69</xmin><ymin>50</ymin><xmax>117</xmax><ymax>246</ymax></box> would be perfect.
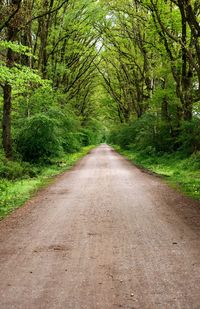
<box><xmin>0</xmin><ymin>0</ymin><xmax>200</xmax><ymax>217</ymax></box>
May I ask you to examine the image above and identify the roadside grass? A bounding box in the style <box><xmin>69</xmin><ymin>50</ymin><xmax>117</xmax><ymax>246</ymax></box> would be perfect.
<box><xmin>0</xmin><ymin>146</ymin><xmax>94</xmax><ymax>219</ymax></box>
<box><xmin>114</xmin><ymin>146</ymin><xmax>200</xmax><ymax>200</ymax></box>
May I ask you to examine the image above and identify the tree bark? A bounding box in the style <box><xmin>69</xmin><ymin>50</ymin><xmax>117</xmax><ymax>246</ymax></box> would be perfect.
<box><xmin>2</xmin><ymin>83</ymin><xmax>12</xmax><ymax>159</ymax></box>
<box><xmin>2</xmin><ymin>0</ymin><xmax>21</xmax><ymax>159</ymax></box>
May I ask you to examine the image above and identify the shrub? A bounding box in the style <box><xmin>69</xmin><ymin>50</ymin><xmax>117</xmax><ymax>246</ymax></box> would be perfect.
<box><xmin>109</xmin><ymin>114</ymin><xmax>157</xmax><ymax>150</ymax></box>
<box><xmin>62</xmin><ymin>133</ymin><xmax>82</xmax><ymax>153</ymax></box>
<box><xmin>0</xmin><ymin>159</ymin><xmax>40</xmax><ymax>180</ymax></box>
<box><xmin>0</xmin><ymin>160</ymin><xmax>23</xmax><ymax>179</ymax></box>
<box><xmin>178</xmin><ymin>118</ymin><xmax>200</xmax><ymax>154</ymax></box>
<box><xmin>81</xmin><ymin>119</ymin><xmax>105</xmax><ymax>146</ymax></box>
<box><xmin>15</xmin><ymin>114</ymin><xmax>62</xmax><ymax>162</ymax></box>
<box><xmin>45</xmin><ymin>107</ymin><xmax>83</xmax><ymax>153</ymax></box>
<box><xmin>109</xmin><ymin>114</ymin><xmax>180</xmax><ymax>153</ymax></box>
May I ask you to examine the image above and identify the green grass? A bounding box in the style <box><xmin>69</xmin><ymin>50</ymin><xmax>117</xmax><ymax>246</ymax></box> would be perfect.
<box><xmin>0</xmin><ymin>146</ymin><xmax>94</xmax><ymax>219</ymax></box>
<box><xmin>114</xmin><ymin>146</ymin><xmax>200</xmax><ymax>200</ymax></box>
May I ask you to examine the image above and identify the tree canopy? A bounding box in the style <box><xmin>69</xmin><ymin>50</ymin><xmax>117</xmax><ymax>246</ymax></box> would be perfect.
<box><xmin>0</xmin><ymin>0</ymin><xmax>200</xmax><ymax>160</ymax></box>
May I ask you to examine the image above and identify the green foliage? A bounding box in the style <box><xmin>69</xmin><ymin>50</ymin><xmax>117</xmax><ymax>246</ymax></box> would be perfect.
<box><xmin>0</xmin><ymin>63</ymin><xmax>48</xmax><ymax>90</ymax></box>
<box><xmin>0</xmin><ymin>41</ymin><xmax>45</xmax><ymax>89</ymax></box>
<box><xmin>109</xmin><ymin>114</ymin><xmax>200</xmax><ymax>155</ymax></box>
<box><xmin>0</xmin><ymin>40</ymin><xmax>33</xmax><ymax>57</ymax></box>
<box><xmin>57</xmin><ymin>113</ymin><xmax>82</xmax><ymax>153</ymax></box>
<box><xmin>109</xmin><ymin>114</ymin><xmax>164</xmax><ymax>152</ymax></box>
<box><xmin>12</xmin><ymin>86</ymin><xmax>104</xmax><ymax>160</ymax></box>
<box><xmin>0</xmin><ymin>160</ymin><xmax>39</xmax><ymax>180</ymax></box>
<box><xmin>81</xmin><ymin>119</ymin><xmax>105</xmax><ymax>146</ymax></box>
<box><xmin>62</xmin><ymin>133</ymin><xmax>82</xmax><ymax>153</ymax></box>
<box><xmin>178</xmin><ymin>118</ymin><xmax>200</xmax><ymax>154</ymax></box>
<box><xmin>15</xmin><ymin>114</ymin><xmax>62</xmax><ymax>162</ymax></box>
<box><xmin>0</xmin><ymin>0</ymin><xmax>199</xmax><ymax>221</ymax></box>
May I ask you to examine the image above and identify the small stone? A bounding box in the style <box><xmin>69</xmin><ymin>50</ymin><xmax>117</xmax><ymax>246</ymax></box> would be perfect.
<box><xmin>131</xmin><ymin>293</ymin><xmax>134</xmax><ymax>297</ymax></box>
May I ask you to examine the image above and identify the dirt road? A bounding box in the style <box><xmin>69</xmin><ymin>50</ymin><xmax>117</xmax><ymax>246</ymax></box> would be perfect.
<box><xmin>1</xmin><ymin>145</ymin><xmax>200</xmax><ymax>309</ymax></box>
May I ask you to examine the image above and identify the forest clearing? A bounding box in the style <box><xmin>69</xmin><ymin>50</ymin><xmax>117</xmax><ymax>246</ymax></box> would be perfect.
<box><xmin>0</xmin><ymin>0</ymin><xmax>200</xmax><ymax>308</ymax></box>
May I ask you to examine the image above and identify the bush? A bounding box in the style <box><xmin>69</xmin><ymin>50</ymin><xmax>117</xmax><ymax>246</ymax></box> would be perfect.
<box><xmin>62</xmin><ymin>132</ymin><xmax>82</xmax><ymax>153</ymax></box>
<box><xmin>45</xmin><ymin>107</ymin><xmax>83</xmax><ymax>153</ymax></box>
<box><xmin>81</xmin><ymin>119</ymin><xmax>105</xmax><ymax>146</ymax></box>
<box><xmin>109</xmin><ymin>114</ymin><xmax>157</xmax><ymax>150</ymax></box>
<box><xmin>178</xmin><ymin>118</ymin><xmax>200</xmax><ymax>154</ymax></box>
<box><xmin>0</xmin><ymin>160</ymin><xmax>23</xmax><ymax>179</ymax></box>
<box><xmin>15</xmin><ymin>114</ymin><xmax>62</xmax><ymax>162</ymax></box>
<box><xmin>0</xmin><ymin>159</ymin><xmax>40</xmax><ymax>180</ymax></box>
<box><xmin>181</xmin><ymin>151</ymin><xmax>200</xmax><ymax>171</ymax></box>
<box><xmin>109</xmin><ymin>114</ymin><xmax>180</xmax><ymax>153</ymax></box>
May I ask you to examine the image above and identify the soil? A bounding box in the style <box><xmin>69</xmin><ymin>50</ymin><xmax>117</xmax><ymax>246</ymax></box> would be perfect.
<box><xmin>0</xmin><ymin>144</ymin><xmax>200</xmax><ymax>309</ymax></box>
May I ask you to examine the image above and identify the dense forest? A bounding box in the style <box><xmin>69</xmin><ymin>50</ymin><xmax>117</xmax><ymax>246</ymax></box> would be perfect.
<box><xmin>105</xmin><ymin>0</ymin><xmax>200</xmax><ymax>153</ymax></box>
<box><xmin>0</xmin><ymin>0</ymin><xmax>200</xmax><ymax>216</ymax></box>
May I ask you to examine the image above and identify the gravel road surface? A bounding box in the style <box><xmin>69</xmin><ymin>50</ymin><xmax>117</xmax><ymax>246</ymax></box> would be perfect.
<box><xmin>1</xmin><ymin>144</ymin><xmax>200</xmax><ymax>309</ymax></box>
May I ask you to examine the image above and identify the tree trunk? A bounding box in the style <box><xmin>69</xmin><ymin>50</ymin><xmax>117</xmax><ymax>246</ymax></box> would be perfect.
<box><xmin>38</xmin><ymin>0</ymin><xmax>54</xmax><ymax>78</ymax></box>
<box><xmin>161</xmin><ymin>96</ymin><xmax>170</xmax><ymax>122</ymax></box>
<box><xmin>2</xmin><ymin>0</ymin><xmax>21</xmax><ymax>159</ymax></box>
<box><xmin>2</xmin><ymin>83</ymin><xmax>12</xmax><ymax>159</ymax></box>
<box><xmin>2</xmin><ymin>37</ymin><xmax>15</xmax><ymax>159</ymax></box>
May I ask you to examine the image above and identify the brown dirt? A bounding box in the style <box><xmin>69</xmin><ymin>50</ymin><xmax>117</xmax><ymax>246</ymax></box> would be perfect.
<box><xmin>0</xmin><ymin>144</ymin><xmax>200</xmax><ymax>309</ymax></box>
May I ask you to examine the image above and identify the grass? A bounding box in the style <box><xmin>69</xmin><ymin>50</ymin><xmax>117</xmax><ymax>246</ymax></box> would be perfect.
<box><xmin>0</xmin><ymin>146</ymin><xmax>94</xmax><ymax>219</ymax></box>
<box><xmin>114</xmin><ymin>146</ymin><xmax>200</xmax><ymax>200</ymax></box>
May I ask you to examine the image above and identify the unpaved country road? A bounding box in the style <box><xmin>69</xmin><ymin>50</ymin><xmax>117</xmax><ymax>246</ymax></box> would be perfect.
<box><xmin>1</xmin><ymin>145</ymin><xmax>200</xmax><ymax>309</ymax></box>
